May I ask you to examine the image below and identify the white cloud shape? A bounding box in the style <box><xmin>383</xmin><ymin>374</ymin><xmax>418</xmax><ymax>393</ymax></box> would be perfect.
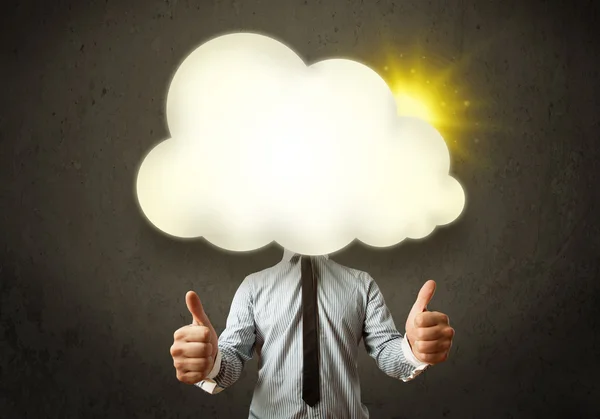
<box><xmin>135</xmin><ymin>32</ymin><xmax>465</xmax><ymax>255</ymax></box>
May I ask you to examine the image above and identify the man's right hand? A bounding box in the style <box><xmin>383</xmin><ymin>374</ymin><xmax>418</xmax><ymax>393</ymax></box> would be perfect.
<box><xmin>171</xmin><ymin>291</ymin><xmax>219</xmax><ymax>385</ymax></box>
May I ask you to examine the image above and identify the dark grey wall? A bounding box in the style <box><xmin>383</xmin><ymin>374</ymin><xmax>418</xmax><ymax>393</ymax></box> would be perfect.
<box><xmin>1</xmin><ymin>0</ymin><xmax>599</xmax><ymax>418</ymax></box>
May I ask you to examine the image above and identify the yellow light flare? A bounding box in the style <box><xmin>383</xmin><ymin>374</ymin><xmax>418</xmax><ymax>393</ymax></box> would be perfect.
<box><xmin>377</xmin><ymin>28</ymin><xmax>517</xmax><ymax>169</ymax></box>
<box><xmin>378</xmin><ymin>46</ymin><xmax>478</xmax><ymax>161</ymax></box>
<box><xmin>395</xmin><ymin>93</ymin><xmax>433</xmax><ymax>122</ymax></box>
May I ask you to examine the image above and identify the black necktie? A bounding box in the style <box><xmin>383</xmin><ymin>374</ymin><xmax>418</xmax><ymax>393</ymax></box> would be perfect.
<box><xmin>301</xmin><ymin>256</ymin><xmax>320</xmax><ymax>407</ymax></box>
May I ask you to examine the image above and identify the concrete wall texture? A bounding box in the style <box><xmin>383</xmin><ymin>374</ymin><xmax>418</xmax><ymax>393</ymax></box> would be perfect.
<box><xmin>1</xmin><ymin>0</ymin><xmax>599</xmax><ymax>418</ymax></box>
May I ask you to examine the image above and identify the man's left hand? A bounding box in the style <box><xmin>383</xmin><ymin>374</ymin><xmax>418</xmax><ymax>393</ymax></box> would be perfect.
<box><xmin>405</xmin><ymin>280</ymin><xmax>455</xmax><ymax>365</ymax></box>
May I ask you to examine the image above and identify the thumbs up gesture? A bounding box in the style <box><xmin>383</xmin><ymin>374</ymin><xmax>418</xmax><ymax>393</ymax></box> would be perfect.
<box><xmin>170</xmin><ymin>291</ymin><xmax>219</xmax><ymax>384</ymax></box>
<box><xmin>405</xmin><ymin>280</ymin><xmax>455</xmax><ymax>365</ymax></box>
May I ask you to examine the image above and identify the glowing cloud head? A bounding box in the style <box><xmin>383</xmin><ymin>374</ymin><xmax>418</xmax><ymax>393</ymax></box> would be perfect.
<box><xmin>135</xmin><ymin>32</ymin><xmax>466</xmax><ymax>255</ymax></box>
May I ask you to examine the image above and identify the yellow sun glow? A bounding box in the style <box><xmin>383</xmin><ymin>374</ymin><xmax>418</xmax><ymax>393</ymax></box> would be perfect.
<box><xmin>395</xmin><ymin>93</ymin><xmax>433</xmax><ymax>121</ymax></box>
<box><xmin>380</xmin><ymin>48</ymin><xmax>476</xmax><ymax>158</ymax></box>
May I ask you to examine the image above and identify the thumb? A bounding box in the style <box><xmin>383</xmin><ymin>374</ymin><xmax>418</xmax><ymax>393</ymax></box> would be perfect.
<box><xmin>410</xmin><ymin>280</ymin><xmax>436</xmax><ymax>314</ymax></box>
<box><xmin>185</xmin><ymin>291</ymin><xmax>212</xmax><ymax>327</ymax></box>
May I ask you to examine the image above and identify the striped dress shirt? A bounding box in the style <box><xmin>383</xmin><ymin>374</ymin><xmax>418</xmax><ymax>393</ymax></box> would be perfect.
<box><xmin>196</xmin><ymin>250</ymin><xmax>429</xmax><ymax>418</ymax></box>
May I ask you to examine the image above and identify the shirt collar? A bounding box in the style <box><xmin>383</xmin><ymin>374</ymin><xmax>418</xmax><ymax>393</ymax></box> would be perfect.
<box><xmin>282</xmin><ymin>248</ymin><xmax>329</xmax><ymax>261</ymax></box>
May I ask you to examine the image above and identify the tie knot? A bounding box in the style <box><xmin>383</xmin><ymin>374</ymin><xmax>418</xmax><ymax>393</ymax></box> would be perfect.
<box><xmin>301</xmin><ymin>255</ymin><xmax>313</xmax><ymax>271</ymax></box>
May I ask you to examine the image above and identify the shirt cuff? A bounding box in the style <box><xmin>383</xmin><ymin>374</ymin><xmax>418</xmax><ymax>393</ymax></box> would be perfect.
<box><xmin>401</xmin><ymin>336</ymin><xmax>430</xmax><ymax>382</ymax></box>
<box><xmin>195</xmin><ymin>349</ymin><xmax>224</xmax><ymax>394</ymax></box>
<box><xmin>207</xmin><ymin>349</ymin><xmax>222</xmax><ymax>379</ymax></box>
<box><xmin>401</xmin><ymin>335</ymin><xmax>430</xmax><ymax>368</ymax></box>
